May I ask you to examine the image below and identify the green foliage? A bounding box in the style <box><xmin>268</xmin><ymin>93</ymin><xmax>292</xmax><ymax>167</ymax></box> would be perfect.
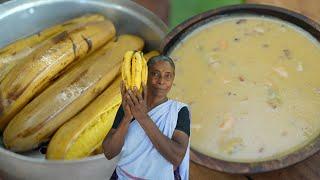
<box><xmin>170</xmin><ymin>0</ymin><xmax>245</xmax><ymax>28</ymax></box>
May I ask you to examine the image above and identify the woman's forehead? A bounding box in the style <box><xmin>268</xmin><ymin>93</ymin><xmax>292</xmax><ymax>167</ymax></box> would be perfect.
<box><xmin>150</xmin><ymin>61</ymin><xmax>174</xmax><ymax>72</ymax></box>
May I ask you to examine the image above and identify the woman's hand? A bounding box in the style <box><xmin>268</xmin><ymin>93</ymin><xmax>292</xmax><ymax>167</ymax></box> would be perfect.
<box><xmin>126</xmin><ymin>85</ymin><xmax>148</xmax><ymax>120</ymax></box>
<box><xmin>120</xmin><ymin>81</ymin><xmax>133</xmax><ymax>121</ymax></box>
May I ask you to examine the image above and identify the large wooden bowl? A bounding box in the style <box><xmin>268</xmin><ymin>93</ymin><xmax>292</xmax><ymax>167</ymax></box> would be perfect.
<box><xmin>161</xmin><ymin>4</ymin><xmax>320</xmax><ymax>174</ymax></box>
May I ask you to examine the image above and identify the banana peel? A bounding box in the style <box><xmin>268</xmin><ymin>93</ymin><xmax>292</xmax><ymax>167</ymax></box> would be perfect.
<box><xmin>144</xmin><ymin>50</ymin><xmax>160</xmax><ymax>62</ymax></box>
<box><xmin>121</xmin><ymin>51</ymin><xmax>147</xmax><ymax>92</ymax></box>
<box><xmin>0</xmin><ymin>14</ymin><xmax>105</xmax><ymax>82</ymax></box>
<box><xmin>3</xmin><ymin>35</ymin><xmax>144</xmax><ymax>152</ymax></box>
<box><xmin>46</xmin><ymin>77</ymin><xmax>121</xmax><ymax>160</ymax></box>
<box><xmin>0</xmin><ymin>20</ymin><xmax>116</xmax><ymax>131</ymax></box>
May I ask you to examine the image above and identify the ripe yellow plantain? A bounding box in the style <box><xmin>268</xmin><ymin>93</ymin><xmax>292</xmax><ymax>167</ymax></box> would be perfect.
<box><xmin>0</xmin><ymin>20</ymin><xmax>116</xmax><ymax>131</ymax></box>
<box><xmin>131</xmin><ymin>52</ymin><xmax>137</xmax><ymax>89</ymax></box>
<box><xmin>0</xmin><ymin>14</ymin><xmax>105</xmax><ymax>56</ymax></box>
<box><xmin>121</xmin><ymin>51</ymin><xmax>134</xmax><ymax>89</ymax></box>
<box><xmin>0</xmin><ymin>14</ymin><xmax>105</xmax><ymax>82</ymax></box>
<box><xmin>46</xmin><ymin>77</ymin><xmax>121</xmax><ymax>160</ymax></box>
<box><xmin>143</xmin><ymin>50</ymin><xmax>160</xmax><ymax>61</ymax></box>
<box><xmin>141</xmin><ymin>52</ymin><xmax>148</xmax><ymax>87</ymax></box>
<box><xmin>132</xmin><ymin>52</ymin><xmax>142</xmax><ymax>91</ymax></box>
<box><xmin>92</xmin><ymin>145</ymin><xmax>104</xmax><ymax>156</ymax></box>
<box><xmin>3</xmin><ymin>34</ymin><xmax>144</xmax><ymax>152</ymax></box>
<box><xmin>121</xmin><ymin>51</ymin><xmax>147</xmax><ymax>92</ymax></box>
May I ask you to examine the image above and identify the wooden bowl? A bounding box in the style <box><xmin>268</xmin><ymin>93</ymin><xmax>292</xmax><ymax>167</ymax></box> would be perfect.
<box><xmin>161</xmin><ymin>4</ymin><xmax>320</xmax><ymax>174</ymax></box>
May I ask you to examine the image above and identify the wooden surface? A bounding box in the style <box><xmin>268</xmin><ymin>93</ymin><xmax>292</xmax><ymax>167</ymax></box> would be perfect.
<box><xmin>189</xmin><ymin>161</ymin><xmax>247</xmax><ymax>180</ymax></box>
<box><xmin>189</xmin><ymin>151</ymin><xmax>320</xmax><ymax>180</ymax></box>
<box><xmin>135</xmin><ymin>0</ymin><xmax>320</xmax><ymax>179</ymax></box>
<box><xmin>133</xmin><ymin>0</ymin><xmax>170</xmax><ymax>24</ymax></box>
<box><xmin>247</xmin><ymin>0</ymin><xmax>320</xmax><ymax>23</ymax></box>
<box><xmin>250</xmin><ymin>152</ymin><xmax>320</xmax><ymax>180</ymax></box>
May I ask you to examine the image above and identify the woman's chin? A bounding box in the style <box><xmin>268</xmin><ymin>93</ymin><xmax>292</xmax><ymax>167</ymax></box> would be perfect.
<box><xmin>153</xmin><ymin>90</ymin><xmax>168</xmax><ymax>97</ymax></box>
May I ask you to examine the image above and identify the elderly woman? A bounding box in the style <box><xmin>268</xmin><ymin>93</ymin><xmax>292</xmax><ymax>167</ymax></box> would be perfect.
<box><xmin>103</xmin><ymin>55</ymin><xmax>191</xmax><ymax>180</ymax></box>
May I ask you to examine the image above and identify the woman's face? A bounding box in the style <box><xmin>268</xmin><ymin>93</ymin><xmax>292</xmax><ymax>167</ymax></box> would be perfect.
<box><xmin>147</xmin><ymin>61</ymin><xmax>175</xmax><ymax>98</ymax></box>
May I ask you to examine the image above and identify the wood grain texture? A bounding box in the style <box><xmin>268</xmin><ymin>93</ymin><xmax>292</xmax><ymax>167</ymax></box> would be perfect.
<box><xmin>190</xmin><ymin>161</ymin><xmax>247</xmax><ymax>180</ymax></box>
<box><xmin>133</xmin><ymin>0</ymin><xmax>170</xmax><ymax>24</ymax></box>
<box><xmin>247</xmin><ymin>0</ymin><xmax>320</xmax><ymax>23</ymax></box>
<box><xmin>251</xmin><ymin>152</ymin><xmax>320</xmax><ymax>180</ymax></box>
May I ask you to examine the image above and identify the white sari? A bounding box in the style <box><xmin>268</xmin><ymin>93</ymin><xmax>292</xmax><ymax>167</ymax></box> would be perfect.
<box><xmin>116</xmin><ymin>99</ymin><xmax>190</xmax><ymax>180</ymax></box>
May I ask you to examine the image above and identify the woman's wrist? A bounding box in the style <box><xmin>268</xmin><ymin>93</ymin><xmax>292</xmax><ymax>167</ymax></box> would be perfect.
<box><xmin>117</xmin><ymin>117</ymin><xmax>131</xmax><ymax>134</ymax></box>
<box><xmin>123</xmin><ymin>115</ymin><xmax>132</xmax><ymax>123</ymax></box>
<box><xmin>136</xmin><ymin>113</ymin><xmax>149</xmax><ymax>123</ymax></box>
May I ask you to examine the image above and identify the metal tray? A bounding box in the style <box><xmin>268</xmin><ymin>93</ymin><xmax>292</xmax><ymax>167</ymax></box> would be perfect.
<box><xmin>0</xmin><ymin>0</ymin><xmax>168</xmax><ymax>180</ymax></box>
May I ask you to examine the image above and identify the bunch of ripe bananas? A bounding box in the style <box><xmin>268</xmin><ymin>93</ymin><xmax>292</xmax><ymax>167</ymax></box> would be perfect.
<box><xmin>0</xmin><ymin>14</ymin><xmax>159</xmax><ymax>160</ymax></box>
<box><xmin>121</xmin><ymin>51</ymin><xmax>148</xmax><ymax>93</ymax></box>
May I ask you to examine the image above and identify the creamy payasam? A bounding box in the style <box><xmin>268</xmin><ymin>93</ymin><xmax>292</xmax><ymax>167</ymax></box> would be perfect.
<box><xmin>168</xmin><ymin>15</ymin><xmax>320</xmax><ymax>162</ymax></box>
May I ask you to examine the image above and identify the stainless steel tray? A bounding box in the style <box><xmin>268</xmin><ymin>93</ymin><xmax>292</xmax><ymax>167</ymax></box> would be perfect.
<box><xmin>0</xmin><ymin>0</ymin><xmax>168</xmax><ymax>180</ymax></box>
